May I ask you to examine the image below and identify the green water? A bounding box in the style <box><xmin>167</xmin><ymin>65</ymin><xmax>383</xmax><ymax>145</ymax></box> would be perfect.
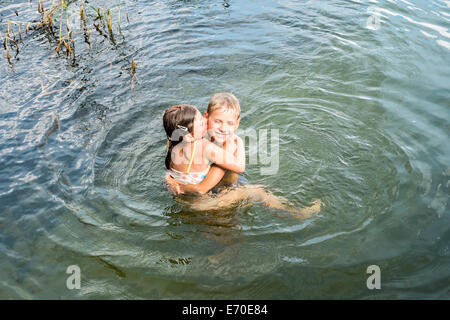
<box><xmin>0</xmin><ymin>0</ymin><xmax>449</xmax><ymax>299</ymax></box>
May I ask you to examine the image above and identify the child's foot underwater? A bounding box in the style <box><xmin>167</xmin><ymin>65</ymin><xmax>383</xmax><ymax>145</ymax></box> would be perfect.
<box><xmin>287</xmin><ymin>199</ymin><xmax>323</xmax><ymax>220</ymax></box>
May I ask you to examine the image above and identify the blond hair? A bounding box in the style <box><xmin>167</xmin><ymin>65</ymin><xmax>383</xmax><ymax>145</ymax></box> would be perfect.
<box><xmin>207</xmin><ymin>92</ymin><xmax>240</xmax><ymax>119</ymax></box>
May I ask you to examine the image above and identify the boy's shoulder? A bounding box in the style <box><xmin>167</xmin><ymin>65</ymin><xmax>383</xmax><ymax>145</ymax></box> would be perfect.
<box><xmin>226</xmin><ymin>134</ymin><xmax>243</xmax><ymax>153</ymax></box>
<box><xmin>230</xmin><ymin>134</ymin><xmax>243</xmax><ymax>144</ymax></box>
<box><xmin>233</xmin><ymin>134</ymin><xmax>244</xmax><ymax>149</ymax></box>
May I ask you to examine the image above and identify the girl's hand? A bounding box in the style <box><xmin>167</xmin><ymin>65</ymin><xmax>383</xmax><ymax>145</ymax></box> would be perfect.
<box><xmin>165</xmin><ymin>173</ymin><xmax>183</xmax><ymax>195</ymax></box>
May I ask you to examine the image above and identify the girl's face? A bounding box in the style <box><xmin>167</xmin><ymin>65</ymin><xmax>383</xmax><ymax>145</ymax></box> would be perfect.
<box><xmin>191</xmin><ymin>111</ymin><xmax>207</xmax><ymax>140</ymax></box>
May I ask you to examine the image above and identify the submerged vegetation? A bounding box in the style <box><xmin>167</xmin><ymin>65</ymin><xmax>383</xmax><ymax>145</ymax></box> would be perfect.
<box><xmin>2</xmin><ymin>0</ymin><xmax>134</xmax><ymax>73</ymax></box>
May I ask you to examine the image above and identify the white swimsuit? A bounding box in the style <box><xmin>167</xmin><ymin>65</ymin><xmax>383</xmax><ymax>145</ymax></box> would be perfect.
<box><xmin>168</xmin><ymin>165</ymin><xmax>211</xmax><ymax>184</ymax></box>
<box><xmin>168</xmin><ymin>140</ymin><xmax>211</xmax><ymax>184</ymax></box>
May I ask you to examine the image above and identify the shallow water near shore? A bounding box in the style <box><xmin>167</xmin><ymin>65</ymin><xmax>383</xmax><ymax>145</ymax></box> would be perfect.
<box><xmin>0</xmin><ymin>0</ymin><xmax>449</xmax><ymax>299</ymax></box>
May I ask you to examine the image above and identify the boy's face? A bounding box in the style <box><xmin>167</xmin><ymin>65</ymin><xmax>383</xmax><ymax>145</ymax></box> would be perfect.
<box><xmin>205</xmin><ymin>108</ymin><xmax>240</xmax><ymax>144</ymax></box>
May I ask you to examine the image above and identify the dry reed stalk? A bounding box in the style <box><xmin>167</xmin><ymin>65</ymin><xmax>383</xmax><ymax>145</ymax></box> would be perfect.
<box><xmin>4</xmin><ymin>0</ymin><xmax>130</xmax><ymax>63</ymax></box>
<box><xmin>8</xmin><ymin>21</ymin><xmax>16</xmax><ymax>39</ymax></box>
<box><xmin>58</xmin><ymin>0</ymin><xmax>63</xmax><ymax>48</ymax></box>
<box><xmin>107</xmin><ymin>9</ymin><xmax>112</xmax><ymax>33</ymax></box>
<box><xmin>43</xmin><ymin>8</ymin><xmax>48</xmax><ymax>27</ymax></box>
<box><xmin>118</xmin><ymin>0</ymin><xmax>121</xmax><ymax>29</ymax></box>
<box><xmin>63</xmin><ymin>39</ymin><xmax>70</xmax><ymax>54</ymax></box>
<box><xmin>5</xmin><ymin>44</ymin><xmax>10</xmax><ymax>61</ymax></box>
<box><xmin>97</xmin><ymin>8</ymin><xmax>105</xmax><ymax>26</ymax></box>
<box><xmin>80</xmin><ymin>2</ymin><xmax>84</xmax><ymax>21</ymax></box>
<box><xmin>85</xmin><ymin>24</ymin><xmax>91</xmax><ymax>40</ymax></box>
<box><xmin>5</xmin><ymin>24</ymin><xmax>10</xmax><ymax>64</ymax></box>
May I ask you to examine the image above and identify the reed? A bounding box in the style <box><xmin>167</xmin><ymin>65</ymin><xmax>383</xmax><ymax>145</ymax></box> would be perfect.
<box><xmin>3</xmin><ymin>0</ymin><xmax>126</xmax><ymax>65</ymax></box>
<box><xmin>118</xmin><ymin>0</ymin><xmax>121</xmax><ymax>29</ymax></box>
<box><xmin>131</xmin><ymin>58</ymin><xmax>136</xmax><ymax>91</ymax></box>
<box><xmin>58</xmin><ymin>1</ymin><xmax>63</xmax><ymax>49</ymax></box>
<box><xmin>79</xmin><ymin>1</ymin><xmax>90</xmax><ymax>46</ymax></box>
<box><xmin>107</xmin><ymin>9</ymin><xmax>112</xmax><ymax>34</ymax></box>
<box><xmin>80</xmin><ymin>1</ymin><xmax>84</xmax><ymax>21</ymax></box>
<box><xmin>38</xmin><ymin>0</ymin><xmax>43</xmax><ymax>14</ymax></box>
<box><xmin>5</xmin><ymin>43</ymin><xmax>10</xmax><ymax>64</ymax></box>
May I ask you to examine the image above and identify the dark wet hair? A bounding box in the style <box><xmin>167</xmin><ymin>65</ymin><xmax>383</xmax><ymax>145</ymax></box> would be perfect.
<box><xmin>163</xmin><ymin>104</ymin><xmax>198</xmax><ymax>169</ymax></box>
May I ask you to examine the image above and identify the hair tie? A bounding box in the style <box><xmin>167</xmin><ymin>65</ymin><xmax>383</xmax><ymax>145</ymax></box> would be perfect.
<box><xmin>176</xmin><ymin>125</ymin><xmax>188</xmax><ymax>132</ymax></box>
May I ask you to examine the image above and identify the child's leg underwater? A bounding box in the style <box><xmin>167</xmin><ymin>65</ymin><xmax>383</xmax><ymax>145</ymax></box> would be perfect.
<box><xmin>178</xmin><ymin>185</ymin><xmax>323</xmax><ymax>220</ymax></box>
<box><xmin>239</xmin><ymin>185</ymin><xmax>323</xmax><ymax>220</ymax></box>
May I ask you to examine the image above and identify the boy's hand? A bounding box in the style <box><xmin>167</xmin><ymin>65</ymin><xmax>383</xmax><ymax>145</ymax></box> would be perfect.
<box><xmin>165</xmin><ymin>173</ymin><xmax>184</xmax><ymax>195</ymax></box>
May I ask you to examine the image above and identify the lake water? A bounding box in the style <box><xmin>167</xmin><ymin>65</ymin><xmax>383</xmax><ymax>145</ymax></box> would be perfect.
<box><xmin>0</xmin><ymin>0</ymin><xmax>449</xmax><ymax>299</ymax></box>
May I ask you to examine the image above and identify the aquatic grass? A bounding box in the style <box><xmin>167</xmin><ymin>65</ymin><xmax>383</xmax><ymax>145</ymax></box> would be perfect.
<box><xmin>5</xmin><ymin>41</ymin><xmax>11</xmax><ymax>64</ymax></box>
<box><xmin>38</xmin><ymin>0</ymin><xmax>43</xmax><ymax>14</ymax></box>
<box><xmin>56</xmin><ymin>0</ymin><xmax>63</xmax><ymax>53</ymax></box>
<box><xmin>79</xmin><ymin>1</ymin><xmax>91</xmax><ymax>46</ymax></box>
<box><xmin>2</xmin><ymin>0</ymin><xmax>125</xmax><ymax>65</ymax></box>
<box><xmin>106</xmin><ymin>9</ymin><xmax>112</xmax><ymax>34</ymax></box>
<box><xmin>118</xmin><ymin>0</ymin><xmax>121</xmax><ymax>30</ymax></box>
<box><xmin>126</xmin><ymin>2</ymin><xmax>129</xmax><ymax>24</ymax></box>
<box><xmin>131</xmin><ymin>58</ymin><xmax>137</xmax><ymax>91</ymax></box>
